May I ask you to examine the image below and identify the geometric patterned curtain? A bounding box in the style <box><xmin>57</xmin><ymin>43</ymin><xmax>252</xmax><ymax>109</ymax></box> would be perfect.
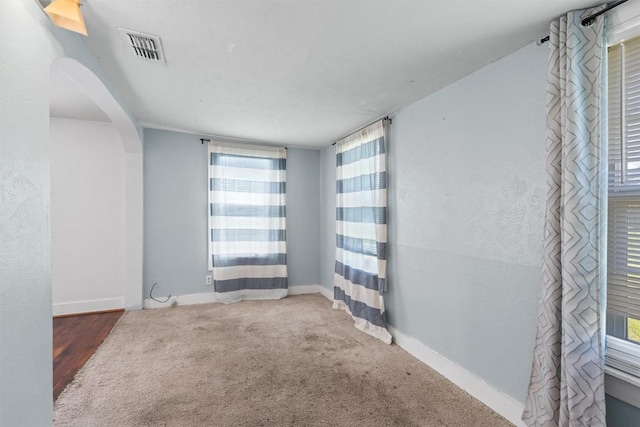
<box><xmin>522</xmin><ymin>7</ymin><xmax>607</xmax><ymax>426</ymax></box>
<box><xmin>333</xmin><ymin>119</ymin><xmax>392</xmax><ymax>344</ymax></box>
<box><xmin>208</xmin><ymin>141</ymin><xmax>288</xmax><ymax>304</ymax></box>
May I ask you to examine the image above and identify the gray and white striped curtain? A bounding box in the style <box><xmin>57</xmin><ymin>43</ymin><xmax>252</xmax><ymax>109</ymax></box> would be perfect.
<box><xmin>208</xmin><ymin>141</ymin><xmax>288</xmax><ymax>304</ymax></box>
<box><xmin>333</xmin><ymin>119</ymin><xmax>392</xmax><ymax>344</ymax></box>
<box><xmin>523</xmin><ymin>8</ymin><xmax>607</xmax><ymax>427</ymax></box>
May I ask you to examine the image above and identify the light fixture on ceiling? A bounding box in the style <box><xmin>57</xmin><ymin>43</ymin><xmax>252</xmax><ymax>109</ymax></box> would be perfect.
<box><xmin>43</xmin><ymin>0</ymin><xmax>87</xmax><ymax>36</ymax></box>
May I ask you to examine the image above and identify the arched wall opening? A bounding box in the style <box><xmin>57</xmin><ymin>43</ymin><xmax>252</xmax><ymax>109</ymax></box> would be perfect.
<box><xmin>49</xmin><ymin>57</ymin><xmax>143</xmax><ymax>313</ymax></box>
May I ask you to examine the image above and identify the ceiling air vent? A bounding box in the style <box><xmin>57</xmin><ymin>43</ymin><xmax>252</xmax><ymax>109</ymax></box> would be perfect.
<box><xmin>118</xmin><ymin>28</ymin><xmax>165</xmax><ymax>62</ymax></box>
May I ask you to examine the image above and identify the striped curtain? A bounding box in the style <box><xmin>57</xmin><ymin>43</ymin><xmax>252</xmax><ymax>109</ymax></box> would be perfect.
<box><xmin>208</xmin><ymin>141</ymin><xmax>288</xmax><ymax>303</ymax></box>
<box><xmin>333</xmin><ymin>119</ymin><xmax>392</xmax><ymax>344</ymax></box>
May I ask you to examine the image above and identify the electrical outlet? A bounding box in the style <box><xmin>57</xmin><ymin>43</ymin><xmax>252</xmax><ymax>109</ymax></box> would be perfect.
<box><xmin>205</xmin><ymin>275</ymin><xmax>212</xmax><ymax>285</ymax></box>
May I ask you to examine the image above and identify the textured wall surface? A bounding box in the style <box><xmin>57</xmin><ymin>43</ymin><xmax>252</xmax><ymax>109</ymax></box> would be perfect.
<box><xmin>0</xmin><ymin>1</ymin><xmax>139</xmax><ymax>424</ymax></box>
<box><xmin>384</xmin><ymin>42</ymin><xmax>547</xmax><ymax>401</ymax></box>
<box><xmin>143</xmin><ymin>128</ymin><xmax>321</xmax><ymax>299</ymax></box>
<box><xmin>286</xmin><ymin>148</ymin><xmax>321</xmax><ymax>286</ymax></box>
<box><xmin>319</xmin><ymin>144</ymin><xmax>336</xmax><ymax>291</ymax></box>
<box><xmin>319</xmin><ymin>42</ymin><xmax>546</xmax><ymax>403</ymax></box>
<box><xmin>3</xmin><ymin>2</ymin><xmax>639</xmax><ymax>424</ymax></box>
<box><xmin>606</xmin><ymin>395</ymin><xmax>640</xmax><ymax>427</ymax></box>
<box><xmin>143</xmin><ymin>129</ymin><xmax>208</xmax><ymax>298</ymax></box>
<box><xmin>50</xmin><ymin>118</ymin><xmax>125</xmax><ymax>312</ymax></box>
<box><xmin>317</xmin><ymin>41</ymin><xmax>640</xmax><ymax>422</ymax></box>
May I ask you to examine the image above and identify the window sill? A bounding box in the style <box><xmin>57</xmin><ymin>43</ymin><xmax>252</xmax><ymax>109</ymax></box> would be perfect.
<box><xmin>605</xmin><ymin>366</ymin><xmax>640</xmax><ymax>409</ymax></box>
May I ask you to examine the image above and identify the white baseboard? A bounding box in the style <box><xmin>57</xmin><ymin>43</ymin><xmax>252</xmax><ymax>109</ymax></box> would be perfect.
<box><xmin>289</xmin><ymin>284</ymin><xmax>333</xmax><ymax>300</ymax></box>
<box><xmin>143</xmin><ymin>292</ymin><xmax>216</xmax><ymax>309</ymax></box>
<box><xmin>53</xmin><ymin>297</ymin><xmax>124</xmax><ymax>316</ymax></box>
<box><xmin>143</xmin><ymin>285</ymin><xmax>330</xmax><ymax>309</ymax></box>
<box><xmin>316</xmin><ymin>284</ymin><xmax>333</xmax><ymax>300</ymax></box>
<box><xmin>388</xmin><ymin>326</ymin><xmax>526</xmax><ymax>426</ymax></box>
<box><xmin>287</xmin><ymin>284</ymin><xmax>323</xmax><ymax>295</ymax></box>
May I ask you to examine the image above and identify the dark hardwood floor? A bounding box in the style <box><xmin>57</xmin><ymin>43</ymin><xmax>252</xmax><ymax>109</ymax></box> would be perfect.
<box><xmin>53</xmin><ymin>310</ymin><xmax>124</xmax><ymax>401</ymax></box>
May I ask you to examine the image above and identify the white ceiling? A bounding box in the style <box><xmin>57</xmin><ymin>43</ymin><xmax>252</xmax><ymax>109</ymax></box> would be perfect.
<box><xmin>78</xmin><ymin>0</ymin><xmax>602</xmax><ymax>147</ymax></box>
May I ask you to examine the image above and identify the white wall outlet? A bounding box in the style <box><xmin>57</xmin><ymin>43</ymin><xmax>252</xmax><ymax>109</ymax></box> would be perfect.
<box><xmin>205</xmin><ymin>275</ymin><xmax>212</xmax><ymax>285</ymax></box>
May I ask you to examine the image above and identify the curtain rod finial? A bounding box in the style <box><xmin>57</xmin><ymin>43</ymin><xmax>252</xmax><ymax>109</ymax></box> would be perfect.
<box><xmin>537</xmin><ymin>36</ymin><xmax>550</xmax><ymax>46</ymax></box>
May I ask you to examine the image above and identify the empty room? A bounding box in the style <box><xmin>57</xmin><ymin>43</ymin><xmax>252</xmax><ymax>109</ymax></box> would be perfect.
<box><xmin>2</xmin><ymin>0</ymin><xmax>640</xmax><ymax>426</ymax></box>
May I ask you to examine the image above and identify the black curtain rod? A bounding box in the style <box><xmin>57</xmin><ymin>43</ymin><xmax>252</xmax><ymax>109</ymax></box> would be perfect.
<box><xmin>583</xmin><ymin>0</ymin><xmax>628</xmax><ymax>26</ymax></box>
<box><xmin>332</xmin><ymin>116</ymin><xmax>392</xmax><ymax>146</ymax></box>
<box><xmin>538</xmin><ymin>0</ymin><xmax>629</xmax><ymax>45</ymax></box>
<box><xmin>200</xmin><ymin>138</ymin><xmax>287</xmax><ymax>149</ymax></box>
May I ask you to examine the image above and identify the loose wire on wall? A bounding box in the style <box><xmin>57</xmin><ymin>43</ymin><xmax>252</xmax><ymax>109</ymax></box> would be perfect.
<box><xmin>150</xmin><ymin>282</ymin><xmax>171</xmax><ymax>303</ymax></box>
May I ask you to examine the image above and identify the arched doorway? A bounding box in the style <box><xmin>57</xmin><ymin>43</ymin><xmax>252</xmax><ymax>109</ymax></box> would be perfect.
<box><xmin>49</xmin><ymin>57</ymin><xmax>142</xmax><ymax>313</ymax></box>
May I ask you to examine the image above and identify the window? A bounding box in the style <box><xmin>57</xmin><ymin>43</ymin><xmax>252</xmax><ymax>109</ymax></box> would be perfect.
<box><xmin>333</xmin><ymin>119</ymin><xmax>391</xmax><ymax>344</ymax></box>
<box><xmin>606</xmin><ymin>35</ymin><xmax>640</xmax><ymax>380</ymax></box>
<box><xmin>207</xmin><ymin>141</ymin><xmax>288</xmax><ymax>303</ymax></box>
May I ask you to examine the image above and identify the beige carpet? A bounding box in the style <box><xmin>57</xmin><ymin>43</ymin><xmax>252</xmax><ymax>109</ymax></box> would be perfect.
<box><xmin>54</xmin><ymin>294</ymin><xmax>512</xmax><ymax>426</ymax></box>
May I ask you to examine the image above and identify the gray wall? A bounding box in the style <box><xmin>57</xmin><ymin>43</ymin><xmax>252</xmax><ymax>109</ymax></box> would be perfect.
<box><xmin>319</xmin><ymin>41</ymin><xmax>640</xmax><ymax>423</ymax></box>
<box><xmin>607</xmin><ymin>395</ymin><xmax>640</xmax><ymax>427</ymax></box>
<box><xmin>287</xmin><ymin>147</ymin><xmax>321</xmax><ymax>285</ymax></box>
<box><xmin>319</xmin><ymin>144</ymin><xmax>336</xmax><ymax>290</ymax></box>
<box><xmin>0</xmin><ymin>1</ymin><xmax>140</xmax><ymax>424</ymax></box>
<box><xmin>144</xmin><ymin>128</ymin><xmax>320</xmax><ymax>298</ymax></box>
<box><xmin>385</xmin><ymin>42</ymin><xmax>545</xmax><ymax>403</ymax></box>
